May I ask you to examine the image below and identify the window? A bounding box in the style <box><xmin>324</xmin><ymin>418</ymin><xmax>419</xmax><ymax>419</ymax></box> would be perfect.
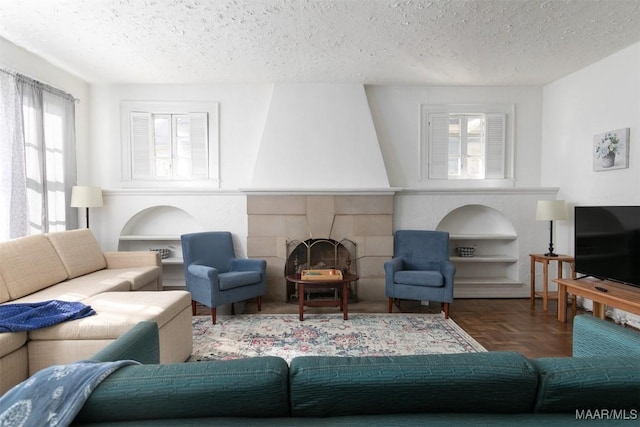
<box><xmin>1</xmin><ymin>70</ymin><xmax>77</xmax><ymax>240</ymax></box>
<box><xmin>421</xmin><ymin>104</ymin><xmax>512</xmax><ymax>182</ymax></box>
<box><xmin>121</xmin><ymin>102</ymin><xmax>219</xmax><ymax>186</ymax></box>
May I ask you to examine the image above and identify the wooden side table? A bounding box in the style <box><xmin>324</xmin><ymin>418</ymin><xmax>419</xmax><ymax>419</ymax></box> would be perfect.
<box><xmin>530</xmin><ymin>254</ymin><xmax>575</xmax><ymax>312</ymax></box>
<box><xmin>286</xmin><ymin>273</ymin><xmax>358</xmax><ymax>321</ymax></box>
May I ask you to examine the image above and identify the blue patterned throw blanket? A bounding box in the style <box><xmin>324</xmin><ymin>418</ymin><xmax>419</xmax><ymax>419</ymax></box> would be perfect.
<box><xmin>0</xmin><ymin>360</ymin><xmax>138</xmax><ymax>427</ymax></box>
<box><xmin>0</xmin><ymin>300</ymin><xmax>96</xmax><ymax>332</ymax></box>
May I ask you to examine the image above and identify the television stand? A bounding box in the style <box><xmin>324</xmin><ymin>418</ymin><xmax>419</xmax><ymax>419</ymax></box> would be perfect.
<box><xmin>554</xmin><ymin>277</ymin><xmax>640</xmax><ymax>323</ymax></box>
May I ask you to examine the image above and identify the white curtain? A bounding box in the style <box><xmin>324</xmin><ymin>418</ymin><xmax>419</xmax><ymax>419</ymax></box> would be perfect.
<box><xmin>0</xmin><ymin>71</ymin><xmax>28</xmax><ymax>239</ymax></box>
<box><xmin>0</xmin><ymin>69</ymin><xmax>77</xmax><ymax>241</ymax></box>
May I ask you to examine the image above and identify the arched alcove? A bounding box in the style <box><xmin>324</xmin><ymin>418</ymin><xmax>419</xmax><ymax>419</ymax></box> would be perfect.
<box><xmin>118</xmin><ymin>205</ymin><xmax>204</xmax><ymax>288</ymax></box>
<box><xmin>120</xmin><ymin>205</ymin><xmax>202</xmax><ymax>236</ymax></box>
<box><xmin>437</xmin><ymin>204</ymin><xmax>517</xmax><ymax>236</ymax></box>
<box><xmin>436</xmin><ymin>204</ymin><xmax>521</xmax><ymax>298</ymax></box>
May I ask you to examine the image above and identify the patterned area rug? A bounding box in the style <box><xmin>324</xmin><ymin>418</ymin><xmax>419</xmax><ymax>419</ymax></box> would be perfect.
<box><xmin>189</xmin><ymin>313</ymin><xmax>486</xmax><ymax>363</ymax></box>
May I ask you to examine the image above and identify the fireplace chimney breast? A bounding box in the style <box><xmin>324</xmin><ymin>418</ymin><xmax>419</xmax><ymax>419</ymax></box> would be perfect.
<box><xmin>250</xmin><ymin>83</ymin><xmax>391</xmax><ymax>191</ymax></box>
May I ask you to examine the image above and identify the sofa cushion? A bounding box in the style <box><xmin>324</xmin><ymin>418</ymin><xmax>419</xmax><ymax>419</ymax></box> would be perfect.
<box><xmin>0</xmin><ymin>273</ymin><xmax>10</xmax><ymax>303</ymax></box>
<box><xmin>110</xmin><ymin>266</ymin><xmax>162</xmax><ymax>290</ymax></box>
<box><xmin>29</xmin><ymin>291</ymin><xmax>190</xmax><ymax>341</ymax></box>
<box><xmin>0</xmin><ymin>340</ymin><xmax>28</xmax><ymax>396</ymax></box>
<box><xmin>290</xmin><ymin>352</ymin><xmax>539</xmax><ymax>417</ymax></box>
<box><xmin>532</xmin><ymin>356</ymin><xmax>640</xmax><ymax>413</ymax></box>
<box><xmin>8</xmin><ymin>270</ymin><xmax>131</xmax><ymax>303</ymax></box>
<box><xmin>0</xmin><ymin>330</ymin><xmax>27</xmax><ymax>358</ymax></box>
<box><xmin>0</xmin><ymin>234</ymin><xmax>68</xmax><ymax>299</ymax></box>
<box><xmin>46</xmin><ymin>229</ymin><xmax>107</xmax><ymax>279</ymax></box>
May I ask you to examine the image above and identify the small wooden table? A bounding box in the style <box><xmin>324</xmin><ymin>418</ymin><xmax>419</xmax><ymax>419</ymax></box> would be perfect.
<box><xmin>286</xmin><ymin>273</ymin><xmax>358</xmax><ymax>321</ymax></box>
<box><xmin>554</xmin><ymin>277</ymin><xmax>640</xmax><ymax>323</ymax></box>
<box><xmin>530</xmin><ymin>254</ymin><xmax>575</xmax><ymax>312</ymax></box>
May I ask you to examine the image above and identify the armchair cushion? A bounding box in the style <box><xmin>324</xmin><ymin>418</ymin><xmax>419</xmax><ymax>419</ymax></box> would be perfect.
<box><xmin>394</xmin><ymin>270</ymin><xmax>444</xmax><ymax>287</ymax></box>
<box><xmin>219</xmin><ymin>271</ymin><xmax>262</xmax><ymax>291</ymax></box>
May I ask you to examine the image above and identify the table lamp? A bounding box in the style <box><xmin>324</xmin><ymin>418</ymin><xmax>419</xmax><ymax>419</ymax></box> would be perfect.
<box><xmin>536</xmin><ymin>200</ymin><xmax>567</xmax><ymax>257</ymax></box>
<box><xmin>71</xmin><ymin>186</ymin><xmax>103</xmax><ymax>228</ymax></box>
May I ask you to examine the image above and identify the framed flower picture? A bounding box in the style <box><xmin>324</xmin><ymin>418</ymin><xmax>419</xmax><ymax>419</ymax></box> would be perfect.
<box><xmin>593</xmin><ymin>128</ymin><xmax>630</xmax><ymax>171</ymax></box>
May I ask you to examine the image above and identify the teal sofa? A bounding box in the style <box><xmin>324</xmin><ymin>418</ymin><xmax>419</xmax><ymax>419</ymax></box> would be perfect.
<box><xmin>71</xmin><ymin>315</ymin><xmax>640</xmax><ymax>426</ymax></box>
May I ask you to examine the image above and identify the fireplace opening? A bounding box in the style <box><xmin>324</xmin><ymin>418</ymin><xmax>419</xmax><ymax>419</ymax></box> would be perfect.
<box><xmin>284</xmin><ymin>238</ymin><xmax>358</xmax><ymax>303</ymax></box>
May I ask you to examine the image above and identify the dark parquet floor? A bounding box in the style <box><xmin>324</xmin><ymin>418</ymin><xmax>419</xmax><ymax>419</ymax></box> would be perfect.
<box><xmin>196</xmin><ymin>297</ymin><xmax>584</xmax><ymax>359</ymax></box>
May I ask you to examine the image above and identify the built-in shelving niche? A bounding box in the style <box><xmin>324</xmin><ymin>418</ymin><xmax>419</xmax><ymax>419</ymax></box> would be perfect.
<box><xmin>436</xmin><ymin>204</ymin><xmax>522</xmax><ymax>298</ymax></box>
<box><xmin>118</xmin><ymin>205</ymin><xmax>203</xmax><ymax>289</ymax></box>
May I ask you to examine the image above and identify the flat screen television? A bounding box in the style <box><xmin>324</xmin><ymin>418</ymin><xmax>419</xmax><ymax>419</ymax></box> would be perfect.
<box><xmin>574</xmin><ymin>206</ymin><xmax>640</xmax><ymax>288</ymax></box>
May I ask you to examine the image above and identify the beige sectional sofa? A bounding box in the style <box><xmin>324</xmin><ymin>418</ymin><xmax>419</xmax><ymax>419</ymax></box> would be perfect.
<box><xmin>0</xmin><ymin>229</ymin><xmax>193</xmax><ymax>395</ymax></box>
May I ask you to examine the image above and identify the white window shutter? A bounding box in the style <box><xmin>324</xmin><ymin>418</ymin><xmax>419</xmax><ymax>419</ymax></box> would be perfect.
<box><xmin>130</xmin><ymin>112</ymin><xmax>153</xmax><ymax>179</ymax></box>
<box><xmin>485</xmin><ymin>113</ymin><xmax>506</xmax><ymax>179</ymax></box>
<box><xmin>189</xmin><ymin>113</ymin><xmax>209</xmax><ymax>178</ymax></box>
<box><xmin>428</xmin><ymin>112</ymin><xmax>450</xmax><ymax>179</ymax></box>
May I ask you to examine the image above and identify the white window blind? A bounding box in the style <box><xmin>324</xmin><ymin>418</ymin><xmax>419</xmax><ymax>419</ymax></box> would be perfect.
<box><xmin>428</xmin><ymin>112</ymin><xmax>450</xmax><ymax>179</ymax></box>
<box><xmin>485</xmin><ymin>113</ymin><xmax>506</xmax><ymax>179</ymax></box>
<box><xmin>131</xmin><ymin>112</ymin><xmax>153</xmax><ymax>179</ymax></box>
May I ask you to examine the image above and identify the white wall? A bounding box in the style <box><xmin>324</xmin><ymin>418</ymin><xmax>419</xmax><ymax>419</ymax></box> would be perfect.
<box><xmin>542</xmin><ymin>42</ymin><xmax>640</xmax><ymax>254</ymax></box>
<box><xmin>542</xmin><ymin>41</ymin><xmax>640</xmax><ymax>327</ymax></box>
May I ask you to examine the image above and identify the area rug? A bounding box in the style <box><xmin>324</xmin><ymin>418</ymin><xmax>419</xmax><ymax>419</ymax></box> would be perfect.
<box><xmin>189</xmin><ymin>313</ymin><xmax>486</xmax><ymax>363</ymax></box>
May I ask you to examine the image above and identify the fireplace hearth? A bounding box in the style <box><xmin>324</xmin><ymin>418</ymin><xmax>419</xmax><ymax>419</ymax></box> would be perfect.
<box><xmin>285</xmin><ymin>238</ymin><xmax>357</xmax><ymax>302</ymax></box>
<box><xmin>246</xmin><ymin>194</ymin><xmax>394</xmax><ymax>303</ymax></box>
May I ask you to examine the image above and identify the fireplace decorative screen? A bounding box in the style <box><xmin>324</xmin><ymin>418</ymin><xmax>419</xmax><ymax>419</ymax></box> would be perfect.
<box><xmin>285</xmin><ymin>238</ymin><xmax>357</xmax><ymax>302</ymax></box>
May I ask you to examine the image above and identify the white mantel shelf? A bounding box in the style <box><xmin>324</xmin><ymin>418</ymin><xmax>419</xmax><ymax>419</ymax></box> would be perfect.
<box><xmin>240</xmin><ymin>188</ymin><xmax>402</xmax><ymax>196</ymax></box>
<box><xmin>102</xmin><ymin>187</ymin><xmax>560</xmax><ymax>197</ymax></box>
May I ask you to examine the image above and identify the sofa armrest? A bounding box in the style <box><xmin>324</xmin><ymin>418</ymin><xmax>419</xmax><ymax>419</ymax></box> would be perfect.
<box><xmin>89</xmin><ymin>321</ymin><xmax>160</xmax><ymax>364</ymax></box>
<box><xmin>572</xmin><ymin>315</ymin><xmax>640</xmax><ymax>357</ymax></box>
<box><xmin>104</xmin><ymin>251</ymin><xmax>161</xmax><ymax>268</ymax></box>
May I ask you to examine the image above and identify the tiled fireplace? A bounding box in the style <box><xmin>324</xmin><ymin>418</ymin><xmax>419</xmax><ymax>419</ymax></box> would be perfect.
<box><xmin>246</xmin><ymin>194</ymin><xmax>394</xmax><ymax>302</ymax></box>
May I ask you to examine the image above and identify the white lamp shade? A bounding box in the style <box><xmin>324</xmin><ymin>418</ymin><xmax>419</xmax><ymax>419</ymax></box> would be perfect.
<box><xmin>536</xmin><ymin>200</ymin><xmax>567</xmax><ymax>221</ymax></box>
<box><xmin>71</xmin><ymin>186</ymin><xmax>103</xmax><ymax>208</ymax></box>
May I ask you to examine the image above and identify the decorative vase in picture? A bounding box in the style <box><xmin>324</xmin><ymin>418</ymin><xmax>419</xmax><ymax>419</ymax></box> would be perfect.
<box><xmin>601</xmin><ymin>152</ymin><xmax>615</xmax><ymax>168</ymax></box>
<box><xmin>594</xmin><ymin>132</ymin><xmax>619</xmax><ymax>168</ymax></box>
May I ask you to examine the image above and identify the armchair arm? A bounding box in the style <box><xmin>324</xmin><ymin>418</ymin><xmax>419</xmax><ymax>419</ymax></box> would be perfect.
<box><xmin>229</xmin><ymin>258</ymin><xmax>266</xmax><ymax>274</ymax></box>
<box><xmin>187</xmin><ymin>264</ymin><xmax>219</xmax><ymax>281</ymax></box>
<box><xmin>439</xmin><ymin>260</ymin><xmax>456</xmax><ymax>302</ymax></box>
<box><xmin>439</xmin><ymin>259</ymin><xmax>456</xmax><ymax>278</ymax></box>
<box><xmin>384</xmin><ymin>257</ymin><xmax>404</xmax><ymax>276</ymax></box>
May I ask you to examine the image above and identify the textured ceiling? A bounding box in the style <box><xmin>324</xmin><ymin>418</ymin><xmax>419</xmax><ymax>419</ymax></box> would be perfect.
<box><xmin>1</xmin><ymin>0</ymin><xmax>640</xmax><ymax>85</ymax></box>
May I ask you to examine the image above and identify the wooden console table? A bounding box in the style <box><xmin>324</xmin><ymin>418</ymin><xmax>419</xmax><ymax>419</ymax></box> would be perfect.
<box><xmin>286</xmin><ymin>273</ymin><xmax>358</xmax><ymax>321</ymax></box>
<box><xmin>530</xmin><ymin>254</ymin><xmax>575</xmax><ymax>312</ymax></box>
<box><xmin>554</xmin><ymin>277</ymin><xmax>640</xmax><ymax>322</ymax></box>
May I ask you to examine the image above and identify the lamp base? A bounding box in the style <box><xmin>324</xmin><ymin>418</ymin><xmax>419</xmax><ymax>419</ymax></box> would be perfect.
<box><xmin>544</xmin><ymin>252</ymin><xmax>559</xmax><ymax>257</ymax></box>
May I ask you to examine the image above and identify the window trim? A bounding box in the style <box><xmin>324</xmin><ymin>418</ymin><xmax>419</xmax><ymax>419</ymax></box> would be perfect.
<box><xmin>120</xmin><ymin>101</ymin><xmax>219</xmax><ymax>188</ymax></box>
<box><xmin>420</xmin><ymin>104</ymin><xmax>515</xmax><ymax>185</ymax></box>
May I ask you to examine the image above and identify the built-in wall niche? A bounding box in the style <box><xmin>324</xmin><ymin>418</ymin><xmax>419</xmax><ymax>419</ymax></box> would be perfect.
<box><xmin>118</xmin><ymin>205</ymin><xmax>203</xmax><ymax>288</ymax></box>
<box><xmin>436</xmin><ymin>204</ymin><xmax>521</xmax><ymax>298</ymax></box>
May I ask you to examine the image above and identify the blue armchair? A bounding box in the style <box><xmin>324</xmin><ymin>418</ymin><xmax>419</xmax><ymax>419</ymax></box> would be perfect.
<box><xmin>181</xmin><ymin>232</ymin><xmax>266</xmax><ymax>324</ymax></box>
<box><xmin>384</xmin><ymin>230</ymin><xmax>456</xmax><ymax>318</ymax></box>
